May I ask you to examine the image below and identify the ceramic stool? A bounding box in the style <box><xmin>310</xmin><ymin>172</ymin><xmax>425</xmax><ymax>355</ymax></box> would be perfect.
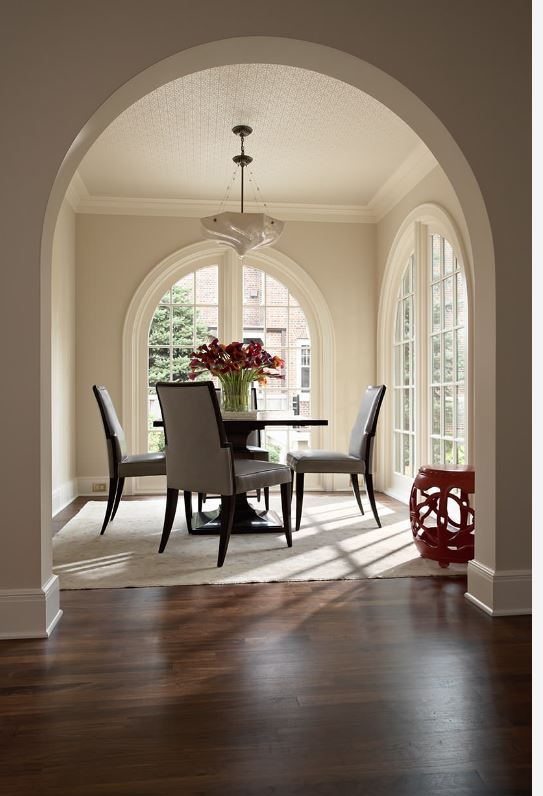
<box><xmin>409</xmin><ymin>464</ymin><xmax>475</xmax><ymax>568</ymax></box>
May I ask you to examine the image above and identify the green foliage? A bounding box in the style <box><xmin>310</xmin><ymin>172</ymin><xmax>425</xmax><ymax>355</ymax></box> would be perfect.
<box><xmin>266</xmin><ymin>438</ymin><xmax>281</xmax><ymax>464</ymax></box>
<box><xmin>148</xmin><ymin>285</ymin><xmax>212</xmax><ymax>391</ymax></box>
<box><xmin>148</xmin><ymin>431</ymin><xmax>165</xmax><ymax>453</ymax></box>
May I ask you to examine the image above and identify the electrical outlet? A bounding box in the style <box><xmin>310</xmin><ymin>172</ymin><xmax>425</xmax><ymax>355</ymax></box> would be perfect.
<box><xmin>92</xmin><ymin>482</ymin><xmax>107</xmax><ymax>493</ymax></box>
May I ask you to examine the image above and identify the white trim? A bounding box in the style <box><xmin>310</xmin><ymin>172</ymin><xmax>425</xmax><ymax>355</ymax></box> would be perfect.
<box><xmin>78</xmin><ymin>475</ymin><xmax>114</xmax><ymax>496</ymax></box>
<box><xmin>73</xmin><ymin>184</ymin><xmax>376</xmax><ymax>224</ymax></box>
<box><xmin>383</xmin><ymin>486</ymin><xmax>410</xmax><ymax>505</ymax></box>
<box><xmin>465</xmin><ymin>560</ymin><xmax>532</xmax><ymax>616</ymax></box>
<box><xmin>65</xmin><ymin>171</ymin><xmax>89</xmax><ymax>210</ymax></box>
<box><xmin>0</xmin><ymin>575</ymin><xmax>62</xmax><ymax>639</ymax></box>
<box><xmin>78</xmin><ymin>475</ymin><xmax>164</xmax><ymax>496</ymax></box>
<box><xmin>376</xmin><ymin>221</ymin><xmax>415</xmax><ymax>494</ymax></box>
<box><xmin>121</xmin><ymin>241</ymin><xmax>335</xmax><ymax>493</ymax></box>
<box><xmin>52</xmin><ymin>478</ymin><xmax>78</xmax><ymax>516</ymax></box>
<box><xmin>376</xmin><ymin>203</ymin><xmax>474</xmax><ymax>496</ymax></box>
<box><xmin>70</xmin><ymin>147</ymin><xmax>436</xmax><ymax>223</ymax></box>
<box><xmin>369</xmin><ymin>144</ymin><xmax>438</xmax><ymax>221</ymax></box>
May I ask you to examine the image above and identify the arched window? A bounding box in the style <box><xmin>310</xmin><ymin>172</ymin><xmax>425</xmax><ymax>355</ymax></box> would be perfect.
<box><xmin>146</xmin><ymin>258</ymin><xmax>312</xmax><ymax>462</ymax></box>
<box><xmin>379</xmin><ymin>210</ymin><xmax>470</xmax><ymax>501</ymax></box>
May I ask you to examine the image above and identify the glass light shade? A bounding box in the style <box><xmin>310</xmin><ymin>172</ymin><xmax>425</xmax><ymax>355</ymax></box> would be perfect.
<box><xmin>200</xmin><ymin>212</ymin><xmax>284</xmax><ymax>257</ymax></box>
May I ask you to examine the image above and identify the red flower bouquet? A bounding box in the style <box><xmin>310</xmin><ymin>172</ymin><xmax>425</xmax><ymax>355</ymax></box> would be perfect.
<box><xmin>189</xmin><ymin>338</ymin><xmax>284</xmax><ymax>412</ymax></box>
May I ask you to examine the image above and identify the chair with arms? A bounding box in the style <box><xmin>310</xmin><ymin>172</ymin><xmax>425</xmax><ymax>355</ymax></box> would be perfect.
<box><xmin>198</xmin><ymin>386</ymin><xmax>270</xmax><ymax>511</ymax></box>
<box><xmin>287</xmin><ymin>385</ymin><xmax>386</xmax><ymax>531</ymax></box>
<box><xmin>93</xmin><ymin>385</ymin><xmax>166</xmax><ymax>534</ymax></box>
<box><xmin>156</xmin><ymin>381</ymin><xmax>293</xmax><ymax>566</ymax></box>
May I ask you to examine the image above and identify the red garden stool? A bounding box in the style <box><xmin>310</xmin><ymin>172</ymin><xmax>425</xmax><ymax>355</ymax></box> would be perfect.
<box><xmin>409</xmin><ymin>464</ymin><xmax>475</xmax><ymax>568</ymax></box>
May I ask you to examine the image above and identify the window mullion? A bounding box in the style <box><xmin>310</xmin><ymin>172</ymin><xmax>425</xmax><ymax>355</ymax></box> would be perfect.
<box><xmin>414</xmin><ymin>221</ymin><xmax>426</xmax><ymax>469</ymax></box>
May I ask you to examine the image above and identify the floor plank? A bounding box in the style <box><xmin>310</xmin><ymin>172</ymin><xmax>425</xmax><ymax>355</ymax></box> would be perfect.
<box><xmin>0</xmin><ymin>499</ymin><xmax>531</xmax><ymax>795</ymax></box>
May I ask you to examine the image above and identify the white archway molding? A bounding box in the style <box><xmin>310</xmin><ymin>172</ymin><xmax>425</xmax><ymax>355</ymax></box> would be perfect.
<box><xmin>376</xmin><ymin>203</ymin><xmax>475</xmax><ymax>500</ymax></box>
<box><xmin>38</xmin><ymin>35</ymin><xmax>503</xmax><ymax>621</ymax></box>
<box><xmin>122</xmin><ymin>241</ymin><xmax>335</xmax><ymax>492</ymax></box>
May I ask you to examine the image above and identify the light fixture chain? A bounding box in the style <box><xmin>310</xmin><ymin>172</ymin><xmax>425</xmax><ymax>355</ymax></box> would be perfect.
<box><xmin>248</xmin><ymin>169</ymin><xmax>269</xmax><ymax>212</ymax></box>
<box><xmin>246</xmin><ymin>172</ymin><xmax>259</xmax><ymax>208</ymax></box>
<box><xmin>218</xmin><ymin>165</ymin><xmax>238</xmax><ymax>213</ymax></box>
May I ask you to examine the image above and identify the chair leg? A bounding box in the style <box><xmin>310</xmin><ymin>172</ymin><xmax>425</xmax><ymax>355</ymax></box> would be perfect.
<box><xmin>295</xmin><ymin>472</ymin><xmax>305</xmax><ymax>531</ymax></box>
<box><xmin>256</xmin><ymin>488</ymin><xmax>261</xmax><ymax>502</ymax></box>
<box><xmin>198</xmin><ymin>493</ymin><xmax>204</xmax><ymax>513</ymax></box>
<box><xmin>350</xmin><ymin>474</ymin><xmax>365</xmax><ymax>517</ymax></box>
<box><xmin>264</xmin><ymin>487</ymin><xmax>270</xmax><ymax>511</ymax></box>
<box><xmin>100</xmin><ymin>477</ymin><xmax>118</xmax><ymax>534</ymax></box>
<box><xmin>217</xmin><ymin>494</ymin><xmax>235</xmax><ymax>567</ymax></box>
<box><xmin>365</xmin><ymin>473</ymin><xmax>381</xmax><ymax>528</ymax></box>
<box><xmin>110</xmin><ymin>477</ymin><xmax>125</xmax><ymax>522</ymax></box>
<box><xmin>280</xmin><ymin>482</ymin><xmax>293</xmax><ymax>547</ymax></box>
<box><xmin>290</xmin><ymin>469</ymin><xmax>294</xmax><ymax>505</ymax></box>
<box><xmin>184</xmin><ymin>491</ymin><xmax>193</xmax><ymax>534</ymax></box>
<box><xmin>159</xmin><ymin>488</ymin><xmax>179</xmax><ymax>553</ymax></box>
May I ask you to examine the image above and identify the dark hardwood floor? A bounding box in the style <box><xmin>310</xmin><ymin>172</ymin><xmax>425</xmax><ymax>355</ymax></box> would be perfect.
<box><xmin>1</xmin><ymin>498</ymin><xmax>531</xmax><ymax>795</ymax></box>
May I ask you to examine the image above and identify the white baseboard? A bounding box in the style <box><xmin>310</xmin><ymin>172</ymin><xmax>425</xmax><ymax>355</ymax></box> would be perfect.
<box><xmin>78</xmin><ymin>475</ymin><xmax>114</xmax><ymax>496</ymax></box>
<box><xmin>78</xmin><ymin>478</ymin><xmax>387</xmax><ymax>497</ymax></box>
<box><xmin>465</xmin><ymin>560</ymin><xmax>531</xmax><ymax>616</ymax></box>
<box><xmin>383</xmin><ymin>487</ymin><xmax>409</xmax><ymax>505</ymax></box>
<box><xmin>0</xmin><ymin>575</ymin><xmax>62</xmax><ymax>639</ymax></box>
<box><xmin>52</xmin><ymin>477</ymin><xmax>78</xmax><ymax>516</ymax></box>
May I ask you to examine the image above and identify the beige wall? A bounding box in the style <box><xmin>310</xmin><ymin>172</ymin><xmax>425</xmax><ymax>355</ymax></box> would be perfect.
<box><xmin>51</xmin><ymin>199</ymin><xmax>77</xmax><ymax>512</ymax></box>
<box><xmin>376</xmin><ymin>166</ymin><xmax>470</xmax><ymax>289</ymax></box>
<box><xmin>76</xmin><ymin>215</ymin><xmax>375</xmax><ymax>479</ymax></box>
<box><xmin>0</xmin><ymin>1</ymin><xmax>530</xmax><ymax>629</ymax></box>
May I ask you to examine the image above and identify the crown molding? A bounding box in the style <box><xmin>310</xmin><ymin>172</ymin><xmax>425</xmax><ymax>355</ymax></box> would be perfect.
<box><xmin>64</xmin><ymin>171</ymin><xmax>89</xmax><ymax>210</ymax></box>
<box><xmin>69</xmin><ymin>144</ymin><xmax>437</xmax><ymax>224</ymax></box>
<box><xmin>369</xmin><ymin>143</ymin><xmax>438</xmax><ymax>221</ymax></box>
<box><xmin>73</xmin><ymin>189</ymin><xmax>376</xmax><ymax>223</ymax></box>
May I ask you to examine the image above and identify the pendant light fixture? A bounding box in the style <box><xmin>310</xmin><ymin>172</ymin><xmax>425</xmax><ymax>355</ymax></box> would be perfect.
<box><xmin>200</xmin><ymin>125</ymin><xmax>285</xmax><ymax>257</ymax></box>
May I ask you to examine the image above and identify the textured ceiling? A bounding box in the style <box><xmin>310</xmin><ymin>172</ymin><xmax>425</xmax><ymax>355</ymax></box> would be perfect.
<box><xmin>79</xmin><ymin>64</ymin><xmax>425</xmax><ymax>206</ymax></box>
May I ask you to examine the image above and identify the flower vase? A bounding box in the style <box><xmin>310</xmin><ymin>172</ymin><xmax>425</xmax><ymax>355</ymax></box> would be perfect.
<box><xmin>219</xmin><ymin>375</ymin><xmax>251</xmax><ymax>412</ymax></box>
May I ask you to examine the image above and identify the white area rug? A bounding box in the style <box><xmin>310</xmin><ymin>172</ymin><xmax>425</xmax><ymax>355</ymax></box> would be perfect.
<box><xmin>53</xmin><ymin>494</ymin><xmax>466</xmax><ymax>589</ymax></box>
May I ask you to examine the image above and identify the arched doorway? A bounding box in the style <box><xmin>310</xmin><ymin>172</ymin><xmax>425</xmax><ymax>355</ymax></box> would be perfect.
<box><xmin>33</xmin><ymin>36</ymin><xmax>503</xmax><ymax>636</ymax></box>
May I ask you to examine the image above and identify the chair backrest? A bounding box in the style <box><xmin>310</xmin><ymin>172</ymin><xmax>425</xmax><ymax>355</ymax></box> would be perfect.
<box><xmin>348</xmin><ymin>385</ymin><xmax>386</xmax><ymax>470</ymax></box>
<box><xmin>157</xmin><ymin>381</ymin><xmax>234</xmax><ymax>495</ymax></box>
<box><xmin>93</xmin><ymin>385</ymin><xmax>128</xmax><ymax>475</ymax></box>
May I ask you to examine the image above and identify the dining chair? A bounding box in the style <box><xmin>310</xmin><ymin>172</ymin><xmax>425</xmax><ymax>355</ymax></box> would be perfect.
<box><xmin>156</xmin><ymin>381</ymin><xmax>293</xmax><ymax>566</ymax></box>
<box><xmin>198</xmin><ymin>386</ymin><xmax>270</xmax><ymax>511</ymax></box>
<box><xmin>93</xmin><ymin>385</ymin><xmax>166</xmax><ymax>534</ymax></box>
<box><xmin>287</xmin><ymin>385</ymin><xmax>386</xmax><ymax>530</ymax></box>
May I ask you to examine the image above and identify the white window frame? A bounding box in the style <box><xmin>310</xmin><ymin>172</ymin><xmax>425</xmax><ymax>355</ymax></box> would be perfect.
<box><xmin>297</xmin><ymin>338</ymin><xmax>311</xmax><ymax>393</ymax></box>
<box><xmin>122</xmin><ymin>242</ymin><xmax>335</xmax><ymax>494</ymax></box>
<box><xmin>377</xmin><ymin>205</ymin><xmax>472</xmax><ymax>504</ymax></box>
<box><xmin>427</xmin><ymin>230</ymin><xmax>467</xmax><ymax>466</ymax></box>
<box><xmin>391</xmin><ymin>252</ymin><xmax>416</xmax><ymax>496</ymax></box>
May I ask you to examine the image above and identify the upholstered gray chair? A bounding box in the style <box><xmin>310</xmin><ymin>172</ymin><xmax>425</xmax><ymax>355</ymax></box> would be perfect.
<box><xmin>287</xmin><ymin>385</ymin><xmax>386</xmax><ymax>531</ymax></box>
<box><xmin>198</xmin><ymin>386</ymin><xmax>270</xmax><ymax>511</ymax></box>
<box><xmin>156</xmin><ymin>381</ymin><xmax>293</xmax><ymax>566</ymax></box>
<box><xmin>93</xmin><ymin>385</ymin><xmax>166</xmax><ymax>534</ymax></box>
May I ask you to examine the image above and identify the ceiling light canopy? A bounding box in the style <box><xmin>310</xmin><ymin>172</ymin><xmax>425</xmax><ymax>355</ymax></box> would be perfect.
<box><xmin>200</xmin><ymin>125</ymin><xmax>284</xmax><ymax>257</ymax></box>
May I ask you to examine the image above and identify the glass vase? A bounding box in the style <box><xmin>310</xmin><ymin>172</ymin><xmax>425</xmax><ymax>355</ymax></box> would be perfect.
<box><xmin>219</xmin><ymin>375</ymin><xmax>251</xmax><ymax>412</ymax></box>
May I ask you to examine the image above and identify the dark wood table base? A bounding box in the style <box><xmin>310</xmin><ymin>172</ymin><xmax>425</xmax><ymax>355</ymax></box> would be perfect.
<box><xmin>191</xmin><ymin>492</ymin><xmax>284</xmax><ymax>534</ymax></box>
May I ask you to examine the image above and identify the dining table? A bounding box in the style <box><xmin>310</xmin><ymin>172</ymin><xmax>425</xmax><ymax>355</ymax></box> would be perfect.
<box><xmin>153</xmin><ymin>411</ymin><xmax>328</xmax><ymax>533</ymax></box>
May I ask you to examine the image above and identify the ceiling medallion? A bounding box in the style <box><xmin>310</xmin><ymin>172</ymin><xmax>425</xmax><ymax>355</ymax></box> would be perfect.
<box><xmin>200</xmin><ymin>125</ymin><xmax>285</xmax><ymax>257</ymax></box>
